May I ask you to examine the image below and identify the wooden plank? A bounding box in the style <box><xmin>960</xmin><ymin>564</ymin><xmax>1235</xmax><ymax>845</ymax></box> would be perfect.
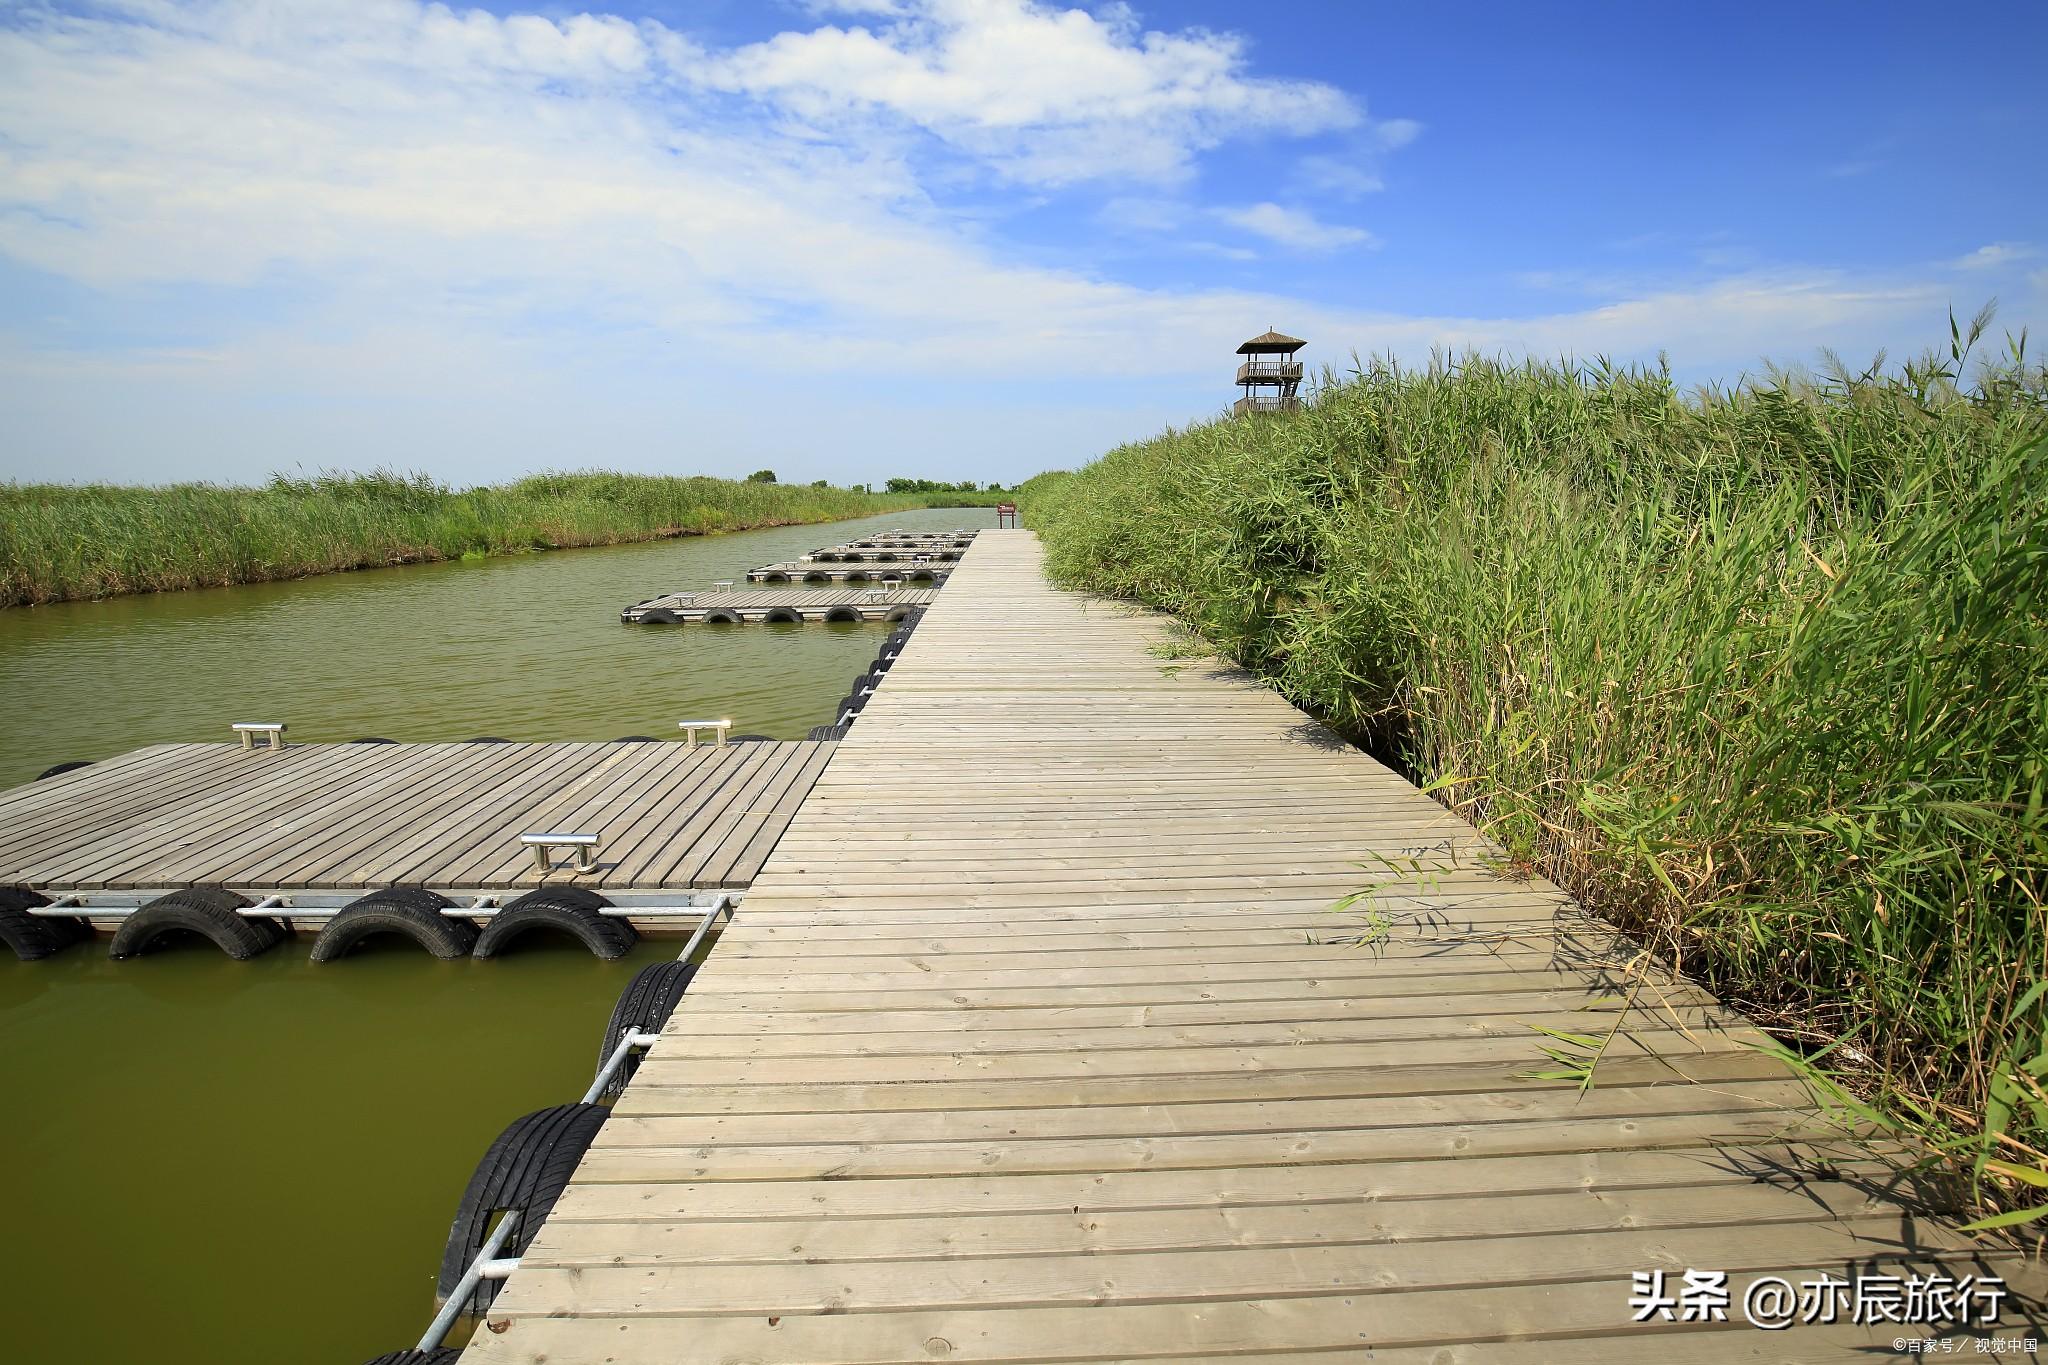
<box><xmin>172</xmin><ymin>741</ymin><xmax>540</xmax><ymax>885</ymax></box>
<box><xmin>454</xmin><ymin>741</ymin><xmax>705</xmax><ymax>887</ymax></box>
<box><xmin>698</xmin><ymin>741</ymin><xmax>842</xmax><ymax>887</ymax></box>
<box><xmin>21</xmin><ymin>740</ymin><xmax>413</xmax><ymax>885</ymax></box>
<box><xmin>602</xmin><ymin>742</ymin><xmax>761</xmax><ymax>882</ymax></box>
<box><xmin>531</xmin><ymin>1180</ymin><xmax>1904</xmax><ymax>1263</ymax></box>
<box><xmin>645</xmin><ymin>744</ymin><xmax>810</xmax><ymax>886</ymax></box>
<box><xmin>328</xmin><ymin>742</ymin><xmax>596</xmax><ymax>885</ymax></box>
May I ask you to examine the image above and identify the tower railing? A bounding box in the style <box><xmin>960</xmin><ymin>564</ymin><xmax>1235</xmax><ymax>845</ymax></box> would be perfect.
<box><xmin>1232</xmin><ymin>395</ymin><xmax>1302</xmax><ymax>416</ymax></box>
<box><xmin>1236</xmin><ymin>360</ymin><xmax>1303</xmax><ymax>383</ymax></box>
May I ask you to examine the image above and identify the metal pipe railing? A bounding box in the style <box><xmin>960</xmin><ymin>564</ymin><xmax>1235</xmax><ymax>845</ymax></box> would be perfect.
<box><xmin>676</xmin><ymin>895</ymin><xmax>734</xmax><ymax>963</ymax></box>
<box><xmin>28</xmin><ymin>891</ymin><xmax>736</xmax><ymax>921</ymax></box>
<box><xmin>580</xmin><ymin>1028</ymin><xmax>663</xmax><ymax>1105</ymax></box>
<box><xmin>417</xmin><ymin>1210</ymin><xmax>523</xmax><ymax>1351</ymax></box>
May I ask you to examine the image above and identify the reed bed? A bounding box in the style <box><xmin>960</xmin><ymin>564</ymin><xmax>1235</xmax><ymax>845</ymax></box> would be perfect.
<box><xmin>0</xmin><ymin>470</ymin><xmax>937</xmax><ymax>606</ymax></box>
<box><xmin>1022</xmin><ymin>322</ymin><xmax>2048</xmax><ymax>1221</ymax></box>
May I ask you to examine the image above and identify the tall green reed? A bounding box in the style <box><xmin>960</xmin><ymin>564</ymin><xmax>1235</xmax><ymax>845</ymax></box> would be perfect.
<box><xmin>0</xmin><ymin>469</ymin><xmax>948</xmax><ymax>606</ymax></box>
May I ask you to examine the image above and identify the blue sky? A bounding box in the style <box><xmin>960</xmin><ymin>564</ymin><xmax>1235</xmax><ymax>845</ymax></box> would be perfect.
<box><xmin>1</xmin><ymin>1</ymin><xmax>2042</xmax><ymax>488</ymax></box>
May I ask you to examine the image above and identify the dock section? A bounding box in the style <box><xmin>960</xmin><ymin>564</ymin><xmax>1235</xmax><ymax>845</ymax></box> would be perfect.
<box><xmin>468</xmin><ymin>529</ymin><xmax>2040</xmax><ymax>1361</ymax></box>
<box><xmin>746</xmin><ymin>561</ymin><xmax>952</xmax><ymax>584</ymax></box>
<box><xmin>620</xmin><ymin>587</ymin><xmax>936</xmax><ymax>624</ymax></box>
<box><xmin>0</xmin><ymin>739</ymin><xmax>834</xmax><ymax>894</ymax></box>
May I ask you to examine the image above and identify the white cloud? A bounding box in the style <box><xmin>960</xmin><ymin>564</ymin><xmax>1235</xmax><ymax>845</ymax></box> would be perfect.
<box><xmin>1096</xmin><ymin>196</ymin><xmax>1185</xmax><ymax>234</ymax></box>
<box><xmin>1375</xmin><ymin>118</ymin><xmax>1423</xmax><ymax>150</ymax></box>
<box><xmin>1949</xmin><ymin>242</ymin><xmax>2035</xmax><ymax>270</ymax></box>
<box><xmin>682</xmin><ymin>0</ymin><xmax>1358</xmax><ymax>186</ymax></box>
<box><xmin>1293</xmin><ymin>118</ymin><xmax>1421</xmax><ymax>199</ymax></box>
<box><xmin>1294</xmin><ymin>157</ymin><xmax>1383</xmax><ymax>198</ymax></box>
<box><xmin>1216</xmin><ymin>203</ymin><xmax>1375</xmax><ymax>252</ymax></box>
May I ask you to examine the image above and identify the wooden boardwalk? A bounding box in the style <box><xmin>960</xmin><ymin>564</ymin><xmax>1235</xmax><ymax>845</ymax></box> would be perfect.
<box><xmin>468</xmin><ymin>531</ymin><xmax>2043</xmax><ymax>1362</ymax></box>
<box><xmin>0</xmin><ymin>739</ymin><xmax>834</xmax><ymax>892</ymax></box>
<box><xmin>621</xmin><ymin>587</ymin><xmax>936</xmax><ymax>624</ymax></box>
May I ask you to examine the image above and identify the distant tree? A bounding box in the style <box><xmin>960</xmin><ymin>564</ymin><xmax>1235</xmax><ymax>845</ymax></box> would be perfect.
<box><xmin>747</xmin><ymin>469</ymin><xmax>777</xmax><ymax>483</ymax></box>
<box><xmin>811</xmin><ymin>479</ymin><xmax>829</xmax><ymax>488</ymax></box>
<box><xmin>884</xmin><ymin>476</ymin><xmax>1003</xmax><ymax>494</ymax></box>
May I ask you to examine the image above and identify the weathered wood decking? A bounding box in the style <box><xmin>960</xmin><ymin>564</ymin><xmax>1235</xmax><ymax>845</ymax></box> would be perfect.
<box><xmin>467</xmin><ymin>530</ymin><xmax>2042</xmax><ymax>1362</ymax></box>
<box><xmin>0</xmin><ymin>739</ymin><xmax>834</xmax><ymax>892</ymax></box>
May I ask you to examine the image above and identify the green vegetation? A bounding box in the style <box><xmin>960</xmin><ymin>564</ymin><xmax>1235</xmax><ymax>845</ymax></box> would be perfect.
<box><xmin>1023</xmin><ymin>316</ymin><xmax>2048</xmax><ymax>1219</ymax></box>
<box><xmin>885</xmin><ymin>477</ymin><xmax>1011</xmax><ymax>500</ymax></box>
<box><xmin>0</xmin><ymin>469</ymin><xmax>933</xmax><ymax>606</ymax></box>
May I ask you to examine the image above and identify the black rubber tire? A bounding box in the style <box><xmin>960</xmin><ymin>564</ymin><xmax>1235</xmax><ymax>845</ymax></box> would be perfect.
<box><xmin>727</xmin><ymin>734</ymin><xmax>774</xmax><ymax>743</ymax></box>
<box><xmin>466</xmin><ymin>736</ymin><xmax>512</xmax><ymax>744</ymax></box>
<box><xmin>762</xmin><ymin>608</ymin><xmax>802</xmax><ymax>623</ymax></box>
<box><xmin>361</xmin><ymin>1350</ymin><xmax>463</xmax><ymax>1365</ymax></box>
<box><xmin>594</xmin><ymin>960</ymin><xmax>699</xmax><ymax>1101</ymax></box>
<box><xmin>869</xmin><ymin>655</ymin><xmax>893</xmax><ymax>672</ymax></box>
<box><xmin>823</xmin><ymin>607</ymin><xmax>861</xmax><ymax>622</ymax></box>
<box><xmin>833</xmin><ymin>694</ymin><xmax>865</xmax><ymax>718</ymax></box>
<box><xmin>309</xmin><ymin>887</ymin><xmax>472</xmax><ymax>962</ymax></box>
<box><xmin>852</xmin><ymin>673</ymin><xmax>878</xmax><ymax>693</ymax></box>
<box><xmin>108</xmin><ymin>886</ymin><xmax>283</xmax><ymax>960</ymax></box>
<box><xmin>807</xmin><ymin>724</ymin><xmax>851</xmax><ymax>740</ymax></box>
<box><xmin>1</xmin><ymin>887</ymin><xmax>89</xmax><ymax>962</ymax></box>
<box><xmin>612</xmin><ymin>735</ymin><xmax>661</xmax><ymax>743</ymax></box>
<box><xmin>34</xmin><ymin>760</ymin><xmax>93</xmax><ymax>781</ymax></box>
<box><xmin>348</xmin><ymin>737</ymin><xmax>397</xmax><ymax>745</ymax></box>
<box><xmin>702</xmin><ymin>609</ymin><xmax>740</xmax><ymax>624</ymax></box>
<box><xmin>473</xmin><ymin>888</ymin><xmax>635</xmax><ymax>959</ymax></box>
<box><xmin>436</xmin><ymin>1103</ymin><xmax>610</xmax><ymax>1317</ymax></box>
<box><xmin>639</xmin><ymin>608</ymin><xmax>681</xmax><ymax>624</ymax></box>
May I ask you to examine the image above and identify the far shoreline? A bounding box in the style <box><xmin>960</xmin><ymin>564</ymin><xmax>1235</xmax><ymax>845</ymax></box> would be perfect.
<box><xmin>0</xmin><ymin>470</ymin><xmax>1006</xmax><ymax>608</ymax></box>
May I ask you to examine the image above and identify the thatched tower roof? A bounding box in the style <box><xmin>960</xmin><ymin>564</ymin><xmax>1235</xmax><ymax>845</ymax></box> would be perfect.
<box><xmin>1236</xmin><ymin>329</ymin><xmax>1306</xmax><ymax>354</ymax></box>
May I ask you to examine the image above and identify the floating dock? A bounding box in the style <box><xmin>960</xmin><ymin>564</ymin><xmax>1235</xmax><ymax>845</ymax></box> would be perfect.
<box><xmin>0</xmin><ymin>738</ymin><xmax>834</xmax><ymax>903</ymax></box>
<box><xmin>464</xmin><ymin>529</ymin><xmax>2045</xmax><ymax>1361</ymax></box>
<box><xmin>746</xmin><ymin>561</ymin><xmax>952</xmax><ymax>584</ymax></box>
<box><xmin>620</xmin><ymin>587</ymin><xmax>936</xmax><ymax>625</ymax></box>
<box><xmin>804</xmin><ymin>547</ymin><xmax>965</xmax><ymax>562</ymax></box>
<box><xmin>841</xmin><ymin>530</ymin><xmax>976</xmax><ymax>545</ymax></box>
<box><xmin>616</xmin><ymin>527</ymin><xmax>972</xmax><ymax>623</ymax></box>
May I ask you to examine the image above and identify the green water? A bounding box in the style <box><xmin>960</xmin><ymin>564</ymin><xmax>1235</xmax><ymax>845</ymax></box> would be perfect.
<box><xmin>0</xmin><ymin>507</ymin><xmax>993</xmax><ymax>1364</ymax></box>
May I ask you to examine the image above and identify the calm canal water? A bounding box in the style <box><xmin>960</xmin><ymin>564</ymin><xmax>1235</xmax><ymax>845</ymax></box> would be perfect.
<box><xmin>0</xmin><ymin>506</ymin><xmax>993</xmax><ymax>1364</ymax></box>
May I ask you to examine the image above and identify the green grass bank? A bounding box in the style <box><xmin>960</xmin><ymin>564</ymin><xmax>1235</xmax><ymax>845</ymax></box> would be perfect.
<box><xmin>1022</xmin><ymin>329</ymin><xmax>2048</xmax><ymax>1219</ymax></box>
<box><xmin>0</xmin><ymin>470</ymin><xmax>965</xmax><ymax>607</ymax></box>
